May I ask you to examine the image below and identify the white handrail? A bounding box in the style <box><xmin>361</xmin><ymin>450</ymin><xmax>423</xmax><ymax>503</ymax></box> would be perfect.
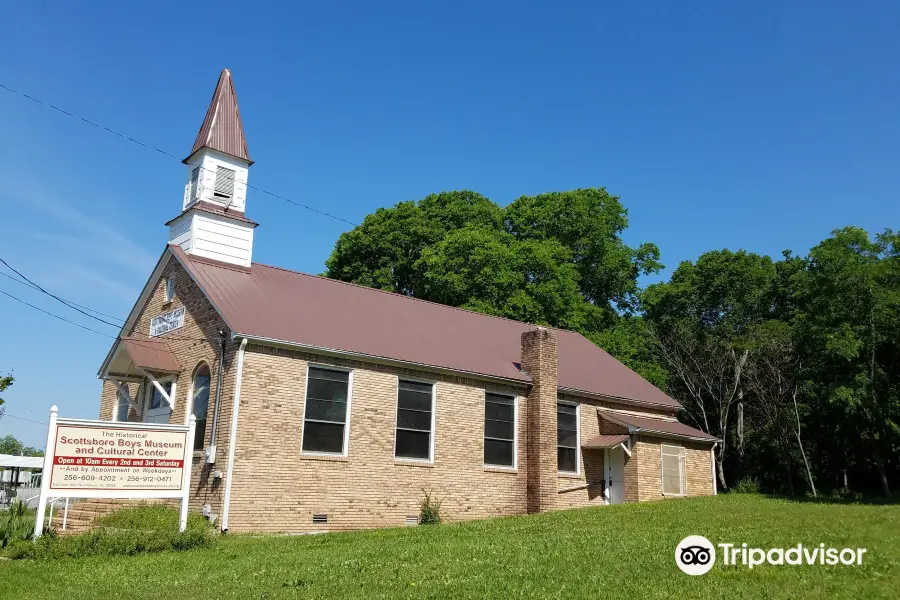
<box><xmin>28</xmin><ymin>496</ymin><xmax>69</xmax><ymax>530</ymax></box>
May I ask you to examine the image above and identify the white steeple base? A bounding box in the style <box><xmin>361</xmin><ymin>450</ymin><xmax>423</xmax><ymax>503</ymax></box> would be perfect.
<box><xmin>168</xmin><ymin>209</ymin><xmax>254</xmax><ymax>268</ymax></box>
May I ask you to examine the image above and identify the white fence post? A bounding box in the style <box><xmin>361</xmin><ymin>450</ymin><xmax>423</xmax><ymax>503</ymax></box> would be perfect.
<box><xmin>33</xmin><ymin>405</ymin><xmax>58</xmax><ymax>539</ymax></box>
<box><xmin>178</xmin><ymin>415</ymin><xmax>197</xmax><ymax>533</ymax></box>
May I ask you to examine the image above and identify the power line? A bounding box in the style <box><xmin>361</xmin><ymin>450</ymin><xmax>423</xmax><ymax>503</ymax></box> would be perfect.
<box><xmin>0</xmin><ymin>287</ymin><xmax>212</xmax><ymax>355</ymax></box>
<box><xmin>1</xmin><ymin>413</ymin><xmax>48</xmax><ymax>426</ymax></box>
<box><xmin>0</xmin><ymin>82</ymin><xmax>359</xmax><ymax>227</ymax></box>
<box><xmin>0</xmin><ymin>271</ymin><xmax>124</xmax><ymax>322</ymax></box>
<box><xmin>0</xmin><ymin>288</ymin><xmax>116</xmax><ymax>338</ymax></box>
<box><xmin>0</xmin><ymin>258</ymin><xmax>123</xmax><ymax>329</ymax></box>
<box><xmin>0</xmin><ymin>259</ymin><xmax>214</xmax><ymax>345</ymax></box>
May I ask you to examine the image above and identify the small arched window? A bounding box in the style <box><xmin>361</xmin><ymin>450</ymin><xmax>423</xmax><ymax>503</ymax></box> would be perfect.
<box><xmin>191</xmin><ymin>364</ymin><xmax>212</xmax><ymax>450</ymax></box>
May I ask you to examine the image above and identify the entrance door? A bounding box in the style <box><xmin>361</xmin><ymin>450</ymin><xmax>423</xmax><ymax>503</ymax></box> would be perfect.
<box><xmin>607</xmin><ymin>447</ymin><xmax>625</xmax><ymax>504</ymax></box>
<box><xmin>144</xmin><ymin>380</ymin><xmax>173</xmax><ymax>424</ymax></box>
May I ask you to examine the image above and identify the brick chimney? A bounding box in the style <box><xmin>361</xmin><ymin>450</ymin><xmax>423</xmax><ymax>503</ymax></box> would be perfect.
<box><xmin>521</xmin><ymin>327</ymin><xmax>558</xmax><ymax>513</ymax></box>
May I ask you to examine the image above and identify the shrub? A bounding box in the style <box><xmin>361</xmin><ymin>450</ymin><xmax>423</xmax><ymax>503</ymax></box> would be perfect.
<box><xmin>98</xmin><ymin>503</ymin><xmax>209</xmax><ymax>531</ymax></box>
<box><xmin>419</xmin><ymin>489</ymin><xmax>442</xmax><ymax>525</ymax></box>
<box><xmin>731</xmin><ymin>477</ymin><xmax>761</xmax><ymax>494</ymax></box>
<box><xmin>1</xmin><ymin>500</ymin><xmax>34</xmax><ymax>548</ymax></box>
<box><xmin>3</xmin><ymin>504</ymin><xmax>214</xmax><ymax>560</ymax></box>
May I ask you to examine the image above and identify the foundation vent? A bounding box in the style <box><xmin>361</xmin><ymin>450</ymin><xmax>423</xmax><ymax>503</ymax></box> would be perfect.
<box><xmin>404</xmin><ymin>516</ymin><xmax>419</xmax><ymax>526</ymax></box>
<box><xmin>312</xmin><ymin>514</ymin><xmax>328</xmax><ymax>524</ymax></box>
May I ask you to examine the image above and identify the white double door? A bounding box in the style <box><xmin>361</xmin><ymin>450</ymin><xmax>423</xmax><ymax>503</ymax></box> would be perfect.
<box><xmin>605</xmin><ymin>447</ymin><xmax>625</xmax><ymax>505</ymax></box>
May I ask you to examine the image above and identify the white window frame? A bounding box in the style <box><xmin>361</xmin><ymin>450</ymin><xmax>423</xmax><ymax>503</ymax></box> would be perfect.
<box><xmin>483</xmin><ymin>391</ymin><xmax>517</xmax><ymax>470</ymax></box>
<box><xmin>185</xmin><ymin>362</ymin><xmax>212</xmax><ymax>451</ymax></box>
<box><xmin>556</xmin><ymin>400</ymin><xmax>580</xmax><ymax>475</ymax></box>
<box><xmin>164</xmin><ymin>277</ymin><xmax>175</xmax><ymax>303</ymax></box>
<box><xmin>299</xmin><ymin>364</ymin><xmax>353</xmax><ymax>458</ymax></box>
<box><xmin>392</xmin><ymin>376</ymin><xmax>436</xmax><ymax>464</ymax></box>
<box><xmin>660</xmin><ymin>444</ymin><xmax>686</xmax><ymax>496</ymax></box>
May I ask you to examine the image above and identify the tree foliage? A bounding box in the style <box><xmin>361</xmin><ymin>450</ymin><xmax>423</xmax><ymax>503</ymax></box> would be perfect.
<box><xmin>325</xmin><ymin>188</ymin><xmax>663</xmax><ymax>383</ymax></box>
<box><xmin>0</xmin><ymin>434</ymin><xmax>42</xmax><ymax>457</ymax></box>
<box><xmin>644</xmin><ymin>230</ymin><xmax>899</xmax><ymax>496</ymax></box>
<box><xmin>0</xmin><ymin>372</ymin><xmax>12</xmax><ymax>422</ymax></box>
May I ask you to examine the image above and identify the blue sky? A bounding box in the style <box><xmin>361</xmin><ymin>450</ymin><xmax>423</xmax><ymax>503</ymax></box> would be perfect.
<box><xmin>1</xmin><ymin>1</ymin><xmax>897</xmax><ymax>448</ymax></box>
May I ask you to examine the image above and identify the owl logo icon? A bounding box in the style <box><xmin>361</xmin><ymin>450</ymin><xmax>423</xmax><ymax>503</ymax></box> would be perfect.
<box><xmin>675</xmin><ymin>535</ymin><xmax>716</xmax><ymax>575</ymax></box>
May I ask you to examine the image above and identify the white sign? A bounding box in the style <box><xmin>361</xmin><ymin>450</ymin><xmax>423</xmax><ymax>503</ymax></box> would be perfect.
<box><xmin>50</xmin><ymin>425</ymin><xmax>188</xmax><ymax>492</ymax></box>
<box><xmin>150</xmin><ymin>306</ymin><xmax>185</xmax><ymax>337</ymax></box>
<box><xmin>34</xmin><ymin>408</ymin><xmax>196</xmax><ymax>537</ymax></box>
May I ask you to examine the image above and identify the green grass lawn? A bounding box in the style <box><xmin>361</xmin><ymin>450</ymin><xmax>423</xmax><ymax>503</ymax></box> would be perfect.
<box><xmin>1</xmin><ymin>495</ymin><xmax>897</xmax><ymax>599</ymax></box>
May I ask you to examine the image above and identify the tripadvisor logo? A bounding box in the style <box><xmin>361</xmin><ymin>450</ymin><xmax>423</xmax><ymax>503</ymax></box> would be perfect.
<box><xmin>675</xmin><ymin>535</ymin><xmax>716</xmax><ymax>575</ymax></box>
<box><xmin>675</xmin><ymin>536</ymin><xmax>868</xmax><ymax>575</ymax></box>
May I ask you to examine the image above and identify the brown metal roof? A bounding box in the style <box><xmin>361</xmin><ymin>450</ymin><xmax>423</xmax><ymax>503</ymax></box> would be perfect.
<box><xmin>597</xmin><ymin>409</ymin><xmax>718</xmax><ymax>442</ymax></box>
<box><xmin>184</xmin><ymin>69</ymin><xmax>252</xmax><ymax>164</ymax></box>
<box><xmin>120</xmin><ymin>337</ymin><xmax>180</xmax><ymax>373</ymax></box>
<box><xmin>581</xmin><ymin>434</ymin><xmax>630</xmax><ymax>449</ymax></box>
<box><xmin>164</xmin><ymin>201</ymin><xmax>259</xmax><ymax>227</ymax></box>
<box><xmin>169</xmin><ymin>245</ymin><xmax>681</xmax><ymax>409</ymax></box>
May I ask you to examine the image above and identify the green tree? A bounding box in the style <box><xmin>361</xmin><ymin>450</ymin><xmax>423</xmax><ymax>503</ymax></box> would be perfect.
<box><xmin>0</xmin><ymin>372</ymin><xmax>12</xmax><ymax>422</ymax></box>
<box><xmin>743</xmin><ymin>321</ymin><xmax>816</xmax><ymax>496</ymax></box>
<box><xmin>587</xmin><ymin>317</ymin><xmax>668</xmax><ymax>390</ymax></box>
<box><xmin>642</xmin><ymin>249</ymin><xmax>780</xmax><ymax>490</ymax></box>
<box><xmin>505</xmin><ymin>188</ymin><xmax>662</xmax><ymax>312</ymax></box>
<box><xmin>793</xmin><ymin>227</ymin><xmax>899</xmax><ymax>497</ymax></box>
<box><xmin>325</xmin><ymin>191</ymin><xmax>502</xmax><ymax>296</ymax></box>
<box><xmin>419</xmin><ymin>228</ymin><xmax>583</xmax><ymax>327</ymax></box>
<box><xmin>0</xmin><ymin>434</ymin><xmax>42</xmax><ymax>457</ymax></box>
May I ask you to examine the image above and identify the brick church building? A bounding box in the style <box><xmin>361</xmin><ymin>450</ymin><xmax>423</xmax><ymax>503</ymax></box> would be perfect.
<box><xmin>97</xmin><ymin>70</ymin><xmax>718</xmax><ymax>533</ymax></box>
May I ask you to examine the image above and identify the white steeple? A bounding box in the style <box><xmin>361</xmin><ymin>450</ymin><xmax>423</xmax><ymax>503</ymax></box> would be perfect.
<box><xmin>167</xmin><ymin>69</ymin><xmax>257</xmax><ymax>268</ymax></box>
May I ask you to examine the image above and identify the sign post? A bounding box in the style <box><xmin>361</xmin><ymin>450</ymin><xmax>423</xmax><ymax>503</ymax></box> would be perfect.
<box><xmin>33</xmin><ymin>405</ymin><xmax>59</xmax><ymax>539</ymax></box>
<box><xmin>34</xmin><ymin>406</ymin><xmax>196</xmax><ymax>538</ymax></box>
<box><xmin>178</xmin><ymin>415</ymin><xmax>196</xmax><ymax>532</ymax></box>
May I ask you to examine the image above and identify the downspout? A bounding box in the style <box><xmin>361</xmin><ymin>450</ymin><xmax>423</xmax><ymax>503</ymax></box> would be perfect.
<box><xmin>208</xmin><ymin>330</ymin><xmax>227</xmax><ymax>459</ymax></box>
<box><xmin>711</xmin><ymin>443</ymin><xmax>718</xmax><ymax>496</ymax></box>
<box><xmin>220</xmin><ymin>337</ymin><xmax>248</xmax><ymax>533</ymax></box>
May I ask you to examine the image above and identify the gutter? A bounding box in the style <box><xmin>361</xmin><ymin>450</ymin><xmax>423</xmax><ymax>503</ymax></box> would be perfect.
<box><xmin>627</xmin><ymin>428</ymin><xmax>721</xmax><ymax>444</ymax></box>
<box><xmin>220</xmin><ymin>337</ymin><xmax>248</xmax><ymax>533</ymax></box>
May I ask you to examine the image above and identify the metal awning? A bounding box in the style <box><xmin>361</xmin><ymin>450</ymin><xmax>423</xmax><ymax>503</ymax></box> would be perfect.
<box><xmin>596</xmin><ymin>409</ymin><xmax>720</xmax><ymax>443</ymax></box>
<box><xmin>582</xmin><ymin>434</ymin><xmax>630</xmax><ymax>450</ymax></box>
<box><xmin>104</xmin><ymin>337</ymin><xmax>180</xmax><ymax>379</ymax></box>
<box><xmin>100</xmin><ymin>337</ymin><xmax>181</xmax><ymax>416</ymax></box>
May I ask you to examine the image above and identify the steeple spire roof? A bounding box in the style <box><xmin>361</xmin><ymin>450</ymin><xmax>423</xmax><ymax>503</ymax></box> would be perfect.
<box><xmin>185</xmin><ymin>69</ymin><xmax>252</xmax><ymax>164</ymax></box>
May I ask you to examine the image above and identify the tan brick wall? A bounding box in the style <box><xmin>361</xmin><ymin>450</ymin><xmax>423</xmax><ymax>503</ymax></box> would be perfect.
<box><xmin>227</xmin><ymin>344</ymin><xmax>529</xmax><ymax>533</ymax></box>
<box><xmin>634</xmin><ymin>436</ymin><xmax>714</xmax><ymax>501</ymax></box>
<box><xmin>521</xmin><ymin>328</ymin><xmax>558</xmax><ymax>514</ymax></box>
<box><xmin>685</xmin><ymin>444</ymin><xmax>715</xmax><ymax>496</ymax></box>
<box><xmin>97</xmin><ymin>256</ymin><xmax>239</xmax><ymax>517</ymax></box>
